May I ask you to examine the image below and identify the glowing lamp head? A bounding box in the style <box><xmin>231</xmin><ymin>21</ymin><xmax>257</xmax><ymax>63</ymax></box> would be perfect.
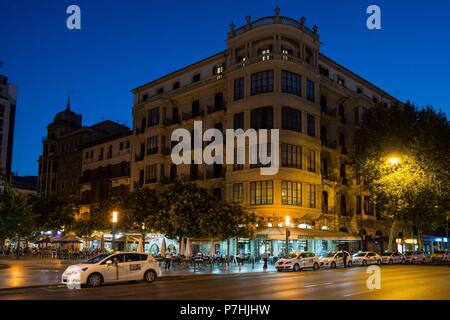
<box><xmin>388</xmin><ymin>157</ymin><xmax>399</xmax><ymax>166</ymax></box>
<box><xmin>112</xmin><ymin>211</ymin><xmax>118</xmax><ymax>223</ymax></box>
<box><xmin>285</xmin><ymin>216</ymin><xmax>290</xmax><ymax>227</ymax></box>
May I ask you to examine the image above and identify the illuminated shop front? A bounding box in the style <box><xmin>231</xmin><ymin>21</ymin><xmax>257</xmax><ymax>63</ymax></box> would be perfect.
<box><xmin>227</xmin><ymin>227</ymin><xmax>360</xmax><ymax>258</ymax></box>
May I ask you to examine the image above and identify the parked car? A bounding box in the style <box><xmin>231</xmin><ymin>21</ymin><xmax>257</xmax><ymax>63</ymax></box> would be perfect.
<box><xmin>431</xmin><ymin>250</ymin><xmax>450</xmax><ymax>262</ymax></box>
<box><xmin>62</xmin><ymin>252</ymin><xmax>162</xmax><ymax>287</ymax></box>
<box><xmin>352</xmin><ymin>251</ymin><xmax>382</xmax><ymax>266</ymax></box>
<box><xmin>320</xmin><ymin>251</ymin><xmax>353</xmax><ymax>268</ymax></box>
<box><xmin>404</xmin><ymin>251</ymin><xmax>426</xmax><ymax>264</ymax></box>
<box><xmin>275</xmin><ymin>252</ymin><xmax>320</xmax><ymax>271</ymax></box>
<box><xmin>381</xmin><ymin>252</ymin><xmax>406</xmax><ymax>264</ymax></box>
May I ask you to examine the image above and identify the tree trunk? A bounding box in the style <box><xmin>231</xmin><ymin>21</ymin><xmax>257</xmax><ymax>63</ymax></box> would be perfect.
<box><xmin>387</xmin><ymin>220</ymin><xmax>397</xmax><ymax>252</ymax></box>
<box><xmin>141</xmin><ymin>231</ymin><xmax>146</xmax><ymax>253</ymax></box>
<box><xmin>417</xmin><ymin>228</ymin><xmax>424</xmax><ymax>251</ymax></box>
<box><xmin>226</xmin><ymin>239</ymin><xmax>230</xmax><ymax>264</ymax></box>
<box><xmin>16</xmin><ymin>234</ymin><xmax>20</xmax><ymax>260</ymax></box>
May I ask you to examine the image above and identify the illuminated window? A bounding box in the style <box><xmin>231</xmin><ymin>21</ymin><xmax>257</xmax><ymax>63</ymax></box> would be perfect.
<box><xmin>281</xmin><ymin>181</ymin><xmax>302</xmax><ymax>206</ymax></box>
<box><xmin>250</xmin><ymin>181</ymin><xmax>273</xmax><ymax>205</ymax></box>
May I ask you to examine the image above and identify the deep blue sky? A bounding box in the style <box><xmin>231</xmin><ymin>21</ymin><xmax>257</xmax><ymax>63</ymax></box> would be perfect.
<box><xmin>1</xmin><ymin>0</ymin><xmax>449</xmax><ymax>176</ymax></box>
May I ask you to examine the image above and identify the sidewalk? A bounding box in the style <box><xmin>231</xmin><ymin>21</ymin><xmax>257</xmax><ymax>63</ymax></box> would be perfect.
<box><xmin>0</xmin><ymin>256</ymin><xmax>273</xmax><ymax>290</ymax></box>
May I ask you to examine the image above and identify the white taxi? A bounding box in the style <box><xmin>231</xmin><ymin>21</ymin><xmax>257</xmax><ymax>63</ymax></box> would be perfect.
<box><xmin>352</xmin><ymin>251</ymin><xmax>382</xmax><ymax>266</ymax></box>
<box><xmin>431</xmin><ymin>250</ymin><xmax>450</xmax><ymax>262</ymax></box>
<box><xmin>62</xmin><ymin>252</ymin><xmax>162</xmax><ymax>287</ymax></box>
<box><xmin>404</xmin><ymin>251</ymin><xmax>426</xmax><ymax>264</ymax></box>
<box><xmin>320</xmin><ymin>251</ymin><xmax>353</xmax><ymax>268</ymax></box>
<box><xmin>381</xmin><ymin>251</ymin><xmax>406</xmax><ymax>264</ymax></box>
<box><xmin>275</xmin><ymin>252</ymin><xmax>320</xmax><ymax>271</ymax></box>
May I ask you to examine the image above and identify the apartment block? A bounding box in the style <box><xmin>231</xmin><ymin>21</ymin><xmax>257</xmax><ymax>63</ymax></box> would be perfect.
<box><xmin>129</xmin><ymin>8</ymin><xmax>402</xmax><ymax>255</ymax></box>
<box><xmin>0</xmin><ymin>74</ymin><xmax>16</xmax><ymax>177</ymax></box>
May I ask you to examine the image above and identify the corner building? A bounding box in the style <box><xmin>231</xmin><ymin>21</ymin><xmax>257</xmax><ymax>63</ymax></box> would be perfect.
<box><xmin>131</xmin><ymin>9</ymin><xmax>401</xmax><ymax>257</ymax></box>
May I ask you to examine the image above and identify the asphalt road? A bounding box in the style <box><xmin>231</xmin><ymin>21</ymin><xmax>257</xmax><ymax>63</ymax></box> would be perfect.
<box><xmin>0</xmin><ymin>265</ymin><xmax>448</xmax><ymax>300</ymax></box>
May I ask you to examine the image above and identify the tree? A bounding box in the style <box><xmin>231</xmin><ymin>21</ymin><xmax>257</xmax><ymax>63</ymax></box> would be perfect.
<box><xmin>121</xmin><ymin>187</ymin><xmax>162</xmax><ymax>234</ymax></box>
<box><xmin>353</xmin><ymin>102</ymin><xmax>450</xmax><ymax>250</ymax></box>
<box><xmin>0</xmin><ymin>183</ymin><xmax>36</xmax><ymax>258</ymax></box>
<box><xmin>159</xmin><ymin>181</ymin><xmax>257</xmax><ymax>257</ymax></box>
<box><xmin>69</xmin><ymin>200</ymin><xmax>117</xmax><ymax>236</ymax></box>
<box><xmin>206</xmin><ymin>200</ymin><xmax>257</xmax><ymax>258</ymax></box>
<box><xmin>159</xmin><ymin>181</ymin><xmax>214</xmax><ymax>239</ymax></box>
<box><xmin>31</xmin><ymin>196</ymin><xmax>76</xmax><ymax>232</ymax></box>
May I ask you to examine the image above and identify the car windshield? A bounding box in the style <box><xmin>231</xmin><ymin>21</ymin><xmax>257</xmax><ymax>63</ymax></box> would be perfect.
<box><xmin>404</xmin><ymin>251</ymin><xmax>414</xmax><ymax>256</ymax></box>
<box><xmin>287</xmin><ymin>253</ymin><xmax>298</xmax><ymax>259</ymax></box>
<box><xmin>353</xmin><ymin>252</ymin><xmax>366</xmax><ymax>257</ymax></box>
<box><xmin>85</xmin><ymin>254</ymin><xmax>110</xmax><ymax>264</ymax></box>
<box><xmin>382</xmin><ymin>252</ymin><xmax>392</xmax><ymax>256</ymax></box>
<box><xmin>324</xmin><ymin>252</ymin><xmax>336</xmax><ymax>258</ymax></box>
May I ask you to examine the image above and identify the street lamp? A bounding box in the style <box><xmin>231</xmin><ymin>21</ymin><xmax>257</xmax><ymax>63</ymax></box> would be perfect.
<box><xmin>388</xmin><ymin>156</ymin><xmax>400</xmax><ymax>166</ymax></box>
<box><xmin>112</xmin><ymin>210</ymin><xmax>118</xmax><ymax>251</ymax></box>
<box><xmin>285</xmin><ymin>216</ymin><xmax>291</xmax><ymax>256</ymax></box>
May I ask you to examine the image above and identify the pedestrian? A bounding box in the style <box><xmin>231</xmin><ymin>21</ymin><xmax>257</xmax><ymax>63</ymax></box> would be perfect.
<box><xmin>342</xmin><ymin>249</ymin><xmax>347</xmax><ymax>268</ymax></box>
<box><xmin>262</xmin><ymin>251</ymin><xmax>268</xmax><ymax>269</ymax></box>
<box><xmin>165</xmin><ymin>249</ymin><xmax>173</xmax><ymax>271</ymax></box>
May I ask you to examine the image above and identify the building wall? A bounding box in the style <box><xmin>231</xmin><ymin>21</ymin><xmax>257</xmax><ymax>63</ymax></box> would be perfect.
<box><xmin>129</xmin><ymin>13</ymin><xmax>403</xmax><ymax>249</ymax></box>
<box><xmin>79</xmin><ymin>133</ymin><xmax>132</xmax><ymax>218</ymax></box>
<box><xmin>0</xmin><ymin>74</ymin><xmax>16</xmax><ymax>177</ymax></box>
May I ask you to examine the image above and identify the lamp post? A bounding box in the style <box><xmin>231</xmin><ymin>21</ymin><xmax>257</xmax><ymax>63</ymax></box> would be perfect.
<box><xmin>112</xmin><ymin>211</ymin><xmax>118</xmax><ymax>251</ymax></box>
<box><xmin>285</xmin><ymin>216</ymin><xmax>291</xmax><ymax>256</ymax></box>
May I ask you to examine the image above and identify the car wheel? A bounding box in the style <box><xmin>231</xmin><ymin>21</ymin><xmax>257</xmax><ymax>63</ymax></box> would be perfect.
<box><xmin>411</xmin><ymin>259</ymin><xmax>415</xmax><ymax>264</ymax></box>
<box><xmin>402</xmin><ymin>258</ymin><xmax>406</xmax><ymax>264</ymax></box>
<box><xmin>389</xmin><ymin>259</ymin><xmax>393</xmax><ymax>265</ymax></box>
<box><xmin>86</xmin><ymin>273</ymin><xmax>103</xmax><ymax>288</ymax></box>
<box><xmin>330</xmin><ymin>261</ymin><xmax>336</xmax><ymax>269</ymax></box>
<box><xmin>293</xmin><ymin>264</ymin><xmax>301</xmax><ymax>271</ymax></box>
<box><xmin>144</xmin><ymin>270</ymin><xmax>157</xmax><ymax>283</ymax></box>
<box><xmin>377</xmin><ymin>259</ymin><xmax>381</xmax><ymax>265</ymax></box>
<box><xmin>421</xmin><ymin>259</ymin><xmax>425</xmax><ymax>264</ymax></box>
<box><xmin>362</xmin><ymin>260</ymin><xmax>367</xmax><ymax>266</ymax></box>
<box><xmin>347</xmin><ymin>261</ymin><xmax>352</xmax><ymax>268</ymax></box>
<box><xmin>313</xmin><ymin>262</ymin><xmax>320</xmax><ymax>270</ymax></box>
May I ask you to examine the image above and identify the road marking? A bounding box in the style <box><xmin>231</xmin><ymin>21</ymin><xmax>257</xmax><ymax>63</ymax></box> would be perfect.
<box><xmin>304</xmin><ymin>282</ymin><xmax>333</xmax><ymax>288</ymax></box>
<box><xmin>343</xmin><ymin>290</ymin><xmax>372</xmax><ymax>297</ymax></box>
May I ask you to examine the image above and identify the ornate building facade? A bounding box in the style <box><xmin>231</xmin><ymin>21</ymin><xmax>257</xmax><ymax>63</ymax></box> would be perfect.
<box><xmin>129</xmin><ymin>9</ymin><xmax>402</xmax><ymax>256</ymax></box>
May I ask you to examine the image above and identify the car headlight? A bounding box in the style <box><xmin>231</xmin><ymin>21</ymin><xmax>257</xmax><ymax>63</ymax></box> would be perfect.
<box><xmin>81</xmin><ymin>267</ymin><xmax>88</xmax><ymax>272</ymax></box>
<box><xmin>285</xmin><ymin>261</ymin><xmax>292</xmax><ymax>264</ymax></box>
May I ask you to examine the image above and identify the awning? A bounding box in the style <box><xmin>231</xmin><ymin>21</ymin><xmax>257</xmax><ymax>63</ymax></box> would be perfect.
<box><xmin>255</xmin><ymin>227</ymin><xmax>360</xmax><ymax>241</ymax></box>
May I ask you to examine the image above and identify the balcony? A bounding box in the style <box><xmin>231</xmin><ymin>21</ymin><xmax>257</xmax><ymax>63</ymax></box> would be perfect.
<box><xmin>163</xmin><ymin>117</ymin><xmax>181</xmax><ymax>126</ymax></box>
<box><xmin>229</xmin><ymin>51</ymin><xmax>317</xmax><ymax>73</ymax></box>
<box><xmin>325</xmin><ymin>108</ymin><xmax>337</xmax><ymax>117</ymax></box>
<box><xmin>146</xmin><ymin>148</ymin><xmax>159</xmax><ymax>156</ymax></box>
<box><xmin>135</xmin><ymin>154</ymin><xmax>144</xmax><ymax>162</ymax></box>
<box><xmin>207</xmin><ymin>102</ymin><xmax>227</xmax><ymax>114</ymax></box>
<box><xmin>135</xmin><ymin>127</ymin><xmax>145</xmax><ymax>135</ymax></box>
<box><xmin>206</xmin><ymin>166</ymin><xmax>225</xmax><ymax>179</ymax></box>
<box><xmin>182</xmin><ymin>109</ymin><xmax>205</xmax><ymax>121</ymax></box>
<box><xmin>324</xmin><ymin>141</ymin><xmax>337</xmax><ymax>150</ymax></box>
<box><xmin>159</xmin><ymin>176</ymin><xmax>170</xmax><ymax>184</ymax></box>
<box><xmin>162</xmin><ymin>147</ymin><xmax>171</xmax><ymax>155</ymax></box>
<box><xmin>229</xmin><ymin>13</ymin><xmax>318</xmax><ymax>40</ymax></box>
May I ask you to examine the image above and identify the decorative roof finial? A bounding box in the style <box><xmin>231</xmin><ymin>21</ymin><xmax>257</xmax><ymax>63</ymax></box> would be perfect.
<box><xmin>66</xmin><ymin>89</ymin><xmax>73</xmax><ymax>111</ymax></box>
<box><xmin>229</xmin><ymin>22</ymin><xmax>235</xmax><ymax>32</ymax></box>
<box><xmin>313</xmin><ymin>24</ymin><xmax>318</xmax><ymax>34</ymax></box>
<box><xmin>246</xmin><ymin>14</ymin><xmax>251</xmax><ymax>24</ymax></box>
<box><xmin>300</xmin><ymin>16</ymin><xmax>306</xmax><ymax>26</ymax></box>
<box><xmin>274</xmin><ymin>6</ymin><xmax>280</xmax><ymax>16</ymax></box>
